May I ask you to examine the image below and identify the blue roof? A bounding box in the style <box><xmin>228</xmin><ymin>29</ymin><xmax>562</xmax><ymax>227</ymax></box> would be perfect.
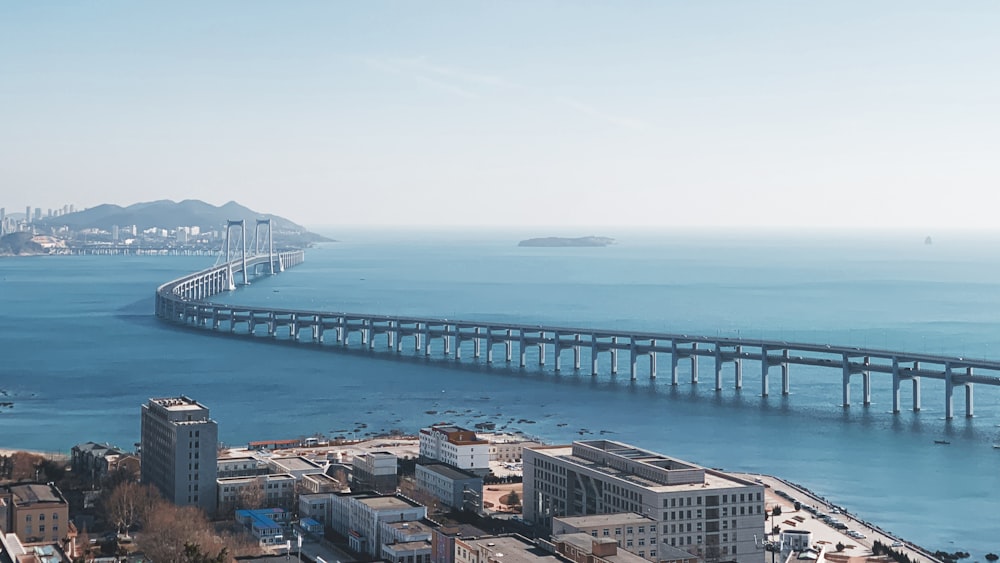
<box><xmin>236</xmin><ymin>508</ymin><xmax>285</xmax><ymax>532</ymax></box>
<box><xmin>301</xmin><ymin>518</ymin><xmax>321</xmax><ymax>526</ymax></box>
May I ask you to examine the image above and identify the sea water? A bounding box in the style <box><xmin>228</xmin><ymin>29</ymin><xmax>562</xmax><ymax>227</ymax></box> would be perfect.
<box><xmin>1</xmin><ymin>228</ymin><xmax>999</xmax><ymax>555</ymax></box>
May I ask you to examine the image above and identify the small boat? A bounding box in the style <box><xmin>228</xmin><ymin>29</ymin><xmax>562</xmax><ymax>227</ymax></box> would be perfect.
<box><xmin>934</xmin><ymin>440</ymin><xmax>951</xmax><ymax>445</ymax></box>
<box><xmin>992</xmin><ymin>444</ymin><xmax>1000</xmax><ymax>449</ymax></box>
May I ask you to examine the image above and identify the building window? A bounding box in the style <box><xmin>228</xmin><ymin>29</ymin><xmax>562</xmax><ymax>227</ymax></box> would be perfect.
<box><xmin>39</xmin><ymin>525</ymin><xmax>45</xmax><ymax>532</ymax></box>
<box><xmin>52</xmin><ymin>513</ymin><xmax>58</xmax><ymax>520</ymax></box>
<box><xmin>603</xmin><ymin>529</ymin><xmax>609</xmax><ymax>536</ymax></box>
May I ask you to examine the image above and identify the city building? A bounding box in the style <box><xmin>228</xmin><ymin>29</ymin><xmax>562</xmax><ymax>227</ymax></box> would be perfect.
<box><xmin>140</xmin><ymin>396</ymin><xmax>218</xmax><ymax>514</ymax></box>
<box><xmin>552</xmin><ymin>514</ymin><xmax>659</xmax><ymax>562</ymax></box>
<box><xmin>217</xmin><ymin>474</ymin><xmax>296</xmax><ymax>512</ymax></box>
<box><xmin>328</xmin><ymin>492</ymin><xmax>427</xmax><ymax>557</ymax></box>
<box><xmin>235</xmin><ymin>508</ymin><xmax>291</xmax><ymax>546</ymax></box>
<box><xmin>266</xmin><ymin>456</ymin><xmax>326</xmax><ymax>480</ymax></box>
<box><xmin>70</xmin><ymin>442</ymin><xmax>124</xmax><ymax>484</ymax></box>
<box><xmin>429</xmin><ymin>522</ymin><xmax>489</xmax><ymax>563</ymax></box>
<box><xmin>455</xmin><ymin>534</ymin><xmax>560</xmax><ymax>563</ymax></box>
<box><xmin>487</xmin><ymin>435</ymin><xmax>542</xmax><ymax>463</ymax></box>
<box><xmin>419</xmin><ymin>426</ymin><xmax>490</xmax><ymax>476</ymax></box>
<box><xmin>217</xmin><ymin>455</ymin><xmax>269</xmax><ymax>479</ymax></box>
<box><xmin>523</xmin><ymin>440</ymin><xmax>765</xmax><ymax>563</ymax></box>
<box><xmin>352</xmin><ymin>451</ymin><xmax>399</xmax><ymax>494</ymax></box>
<box><xmin>380</xmin><ymin>519</ymin><xmax>434</xmax><ymax>563</ymax></box>
<box><xmin>549</xmin><ymin>533</ymin><xmax>649</xmax><ymax>563</ymax></box>
<box><xmin>415</xmin><ymin>463</ymin><xmax>483</xmax><ymax>512</ymax></box>
<box><xmin>0</xmin><ymin>483</ymin><xmax>70</xmax><ymax>544</ymax></box>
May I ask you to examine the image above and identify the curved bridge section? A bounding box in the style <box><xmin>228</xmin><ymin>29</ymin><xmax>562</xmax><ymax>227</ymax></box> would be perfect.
<box><xmin>155</xmin><ymin>250</ymin><xmax>1000</xmax><ymax>419</ymax></box>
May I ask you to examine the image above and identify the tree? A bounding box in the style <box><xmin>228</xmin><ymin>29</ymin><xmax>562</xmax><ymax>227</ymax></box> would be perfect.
<box><xmin>836</xmin><ymin>542</ymin><xmax>845</xmax><ymax>552</ymax></box>
<box><xmin>105</xmin><ymin>481</ymin><xmax>161</xmax><ymax>537</ymax></box>
<box><xmin>236</xmin><ymin>477</ymin><xmax>266</xmax><ymax>511</ymax></box>
<box><xmin>507</xmin><ymin>490</ymin><xmax>520</xmax><ymax>507</ymax></box>
<box><xmin>141</xmin><ymin>505</ymin><xmax>222</xmax><ymax>563</ymax></box>
<box><xmin>771</xmin><ymin>505</ymin><xmax>782</xmax><ymax>517</ymax></box>
<box><xmin>182</xmin><ymin>542</ymin><xmax>228</xmax><ymax>563</ymax></box>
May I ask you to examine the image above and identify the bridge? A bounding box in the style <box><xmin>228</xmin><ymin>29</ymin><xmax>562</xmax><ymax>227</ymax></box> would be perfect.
<box><xmin>155</xmin><ymin>224</ymin><xmax>1000</xmax><ymax>420</ymax></box>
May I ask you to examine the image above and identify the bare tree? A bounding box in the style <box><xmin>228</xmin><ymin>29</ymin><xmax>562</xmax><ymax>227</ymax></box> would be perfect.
<box><xmin>141</xmin><ymin>505</ymin><xmax>225</xmax><ymax>563</ymax></box>
<box><xmin>105</xmin><ymin>481</ymin><xmax>161</xmax><ymax>537</ymax></box>
<box><xmin>236</xmin><ymin>477</ymin><xmax>266</xmax><ymax>511</ymax></box>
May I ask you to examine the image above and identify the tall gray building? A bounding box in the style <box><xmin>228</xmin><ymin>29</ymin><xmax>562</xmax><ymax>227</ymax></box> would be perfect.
<box><xmin>140</xmin><ymin>396</ymin><xmax>218</xmax><ymax>515</ymax></box>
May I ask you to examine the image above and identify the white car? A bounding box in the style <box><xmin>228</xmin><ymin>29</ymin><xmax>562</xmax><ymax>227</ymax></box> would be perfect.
<box><xmin>891</xmin><ymin>541</ymin><xmax>903</xmax><ymax>547</ymax></box>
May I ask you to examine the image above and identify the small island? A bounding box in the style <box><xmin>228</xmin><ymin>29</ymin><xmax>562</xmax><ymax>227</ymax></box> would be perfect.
<box><xmin>518</xmin><ymin>236</ymin><xmax>615</xmax><ymax>248</ymax></box>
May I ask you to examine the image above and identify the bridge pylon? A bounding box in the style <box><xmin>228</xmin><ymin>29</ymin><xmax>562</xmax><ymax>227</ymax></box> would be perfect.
<box><xmin>225</xmin><ymin>220</ymin><xmax>249</xmax><ymax>287</ymax></box>
<box><xmin>253</xmin><ymin>218</ymin><xmax>276</xmax><ymax>275</ymax></box>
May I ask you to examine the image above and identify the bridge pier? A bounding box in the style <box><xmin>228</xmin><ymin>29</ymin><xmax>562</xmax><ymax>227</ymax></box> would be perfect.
<box><xmin>842</xmin><ymin>353</ymin><xmax>851</xmax><ymax>407</ymax></box>
<box><xmin>611</xmin><ymin>337</ymin><xmax>619</xmax><ymax>375</ymax></box>
<box><xmin>891</xmin><ymin>357</ymin><xmax>901</xmax><ymax>413</ymax></box>
<box><xmin>538</xmin><ymin>338</ymin><xmax>545</xmax><ymax>366</ymax></box>
<box><xmin>862</xmin><ymin>356</ymin><xmax>871</xmax><ymax>406</ymax></box>
<box><xmin>761</xmin><ymin>345</ymin><xmax>769</xmax><ymax>397</ymax></box>
<box><xmin>554</xmin><ymin>332</ymin><xmax>562</xmax><ymax>372</ymax></box>
<box><xmin>670</xmin><ymin>341</ymin><xmax>679</xmax><ymax>386</ymax></box>
<box><xmin>649</xmin><ymin>342</ymin><xmax>657</xmax><ymax>379</ymax></box>
<box><xmin>505</xmin><ymin>330</ymin><xmax>513</xmax><ymax>362</ymax></box>
<box><xmin>735</xmin><ymin>345</ymin><xmax>743</xmax><ymax>389</ymax></box>
<box><xmin>519</xmin><ymin>331</ymin><xmax>526</xmax><ymax>367</ymax></box>
<box><xmin>574</xmin><ymin>334</ymin><xmax>582</xmax><ymax>371</ymax></box>
<box><xmin>781</xmin><ymin>349</ymin><xmax>790</xmax><ymax>395</ymax></box>
<box><xmin>690</xmin><ymin>343</ymin><xmax>698</xmax><ymax>384</ymax></box>
<box><xmin>487</xmin><ymin>332</ymin><xmax>494</xmax><ymax>364</ymax></box>
<box><xmin>945</xmin><ymin>363</ymin><xmax>954</xmax><ymax>419</ymax></box>
<box><xmin>474</xmin><ymin>327</ymin><xmax>482</xmax><ymax>359</ymax></box>
<box><xmin>629</xmin><ymin>341</ymin><xmax>638</xmax><ymax>380</ymax></box>
<box><xmin>714</xmin><ymin>347</ymin><xmax>723</xmax><ymax>392</ymax></box>
<box><xmin>443</xmin><ymin>325</ymin><xmax>451</xmax><ymax>356</ymax></box>
<box><xmin>591</xmin><ymin>337</ymin><xmax>599</xmax><ymax>376</ymax></box>
<box><xmin>965</xmin><ymin>371</ymin><xmax>974</xmax><ymax>418</ymax></box>
<box><xmin>424</xmin><ymin>327</ymin><xmax>432</xmax><ymax>356</ymax></box>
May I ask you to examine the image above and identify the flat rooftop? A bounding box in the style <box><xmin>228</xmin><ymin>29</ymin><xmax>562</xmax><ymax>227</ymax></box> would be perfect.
<box><xmin>150</xmin><ymin>396</ymin><xmax>206</xmax><ymax>411</ymax></box>
<box><xmin>9</xmin><ymin>483</ymin><xmax>65</xmax><ymax>505</ymax></box>
<box><xmin>360</xmin><ymin>495</ymin><xmax>421</xmax><ymax>511</ymax></box>
<box><xmin>554</xmin><ymin>513</ymin><xmax>657</xmax><ymax>528</ymax></box>
<box><xmin>420</xmin><ymin>462</ymin><xmax>480</xmax><ymax>481</ymax></box>
<box><xmin>270</xmin><ymin>456</ymin><xmax>323</xmax><ymax>471</ymax></box>
<box><xmin>554</xmin><ymin>533</ymin><xmax>648</xmax><ymax>563</ymax></box>
<box><xmin>466</xmin><ymin>536</ymin><xmax>560</xmax><ymax>563</ymax></box>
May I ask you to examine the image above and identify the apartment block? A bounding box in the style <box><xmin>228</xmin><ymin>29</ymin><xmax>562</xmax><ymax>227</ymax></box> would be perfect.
<box><xmin>419</xmin><ymin>426</ymin><xmax>490</xmax><ymax>476</ymax></box>
<box><xmin>352</xmin><ymin>451</ymin><xmax>399</xmax><ymax>494</ymax></box>
<box><xmin>0</xmin><ymin>483</ymin><xmax>70</xmax><ymax>544</ymax></box>
<box><xmin>523</xmin><ymin>440</ymin><xmax>765</xmax><ymax>563</ymax></box>
<box><xmin>140</xmin><ymin>397</ymin><xmax>218</xmax><ymax>514</ymax></box>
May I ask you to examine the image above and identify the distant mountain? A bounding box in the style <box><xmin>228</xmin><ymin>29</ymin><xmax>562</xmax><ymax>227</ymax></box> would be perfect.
<box><xmin>518</xmin><ymin>236</ymin><xmax>616</xmax><ymax>247</ymax></box>
<box><xmin>36</xmin><ymin>199</ymin><xmax>332</xmax><ymax>244</ymax></box>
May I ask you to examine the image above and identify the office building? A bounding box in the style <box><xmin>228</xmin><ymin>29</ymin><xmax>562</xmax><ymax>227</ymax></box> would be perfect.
<box><xmin>523</xmin><ymin>440</ymin><xmax>765</xmax><ymax>563</ymax></box>
<box><xmin>140</xmin><ymin>396</ymin><xmax>218</xmax><ymax>515</ymax></box>
<box><xmin>352</xmin><ymin>451</ymin><xmax>399</xmax><ymax>494</ymax></box>
<box><xmin>419</xmin><ymin>425</ymin><xmax>490</xmax><ymax>476</ymax></box>
<box><xmin>0</xmin><ymin>482</ymin><xmax>70</xmax><ymax>544</ymax></box>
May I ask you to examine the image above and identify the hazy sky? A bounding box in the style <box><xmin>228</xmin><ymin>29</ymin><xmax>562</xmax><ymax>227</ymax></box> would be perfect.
<box><xmin>2</xmin><ymin>2</ymin><xmax>999</xmax><ymax>229</ymax></box>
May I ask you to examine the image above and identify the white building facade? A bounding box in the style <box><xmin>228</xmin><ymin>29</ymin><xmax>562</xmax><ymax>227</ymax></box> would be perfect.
<box><xmin>419</xmin><ymin>426</ymin><xmax>490</xmax><ymax>475</ymax></box>
<box><xmin>140</xmin><ymin>397</ymin><xmax>218</xmax><ymax>514</ymax></box>
<box><xmin>523</xmin><ymin>440</ymin><xmax>765</xmax><ymax>563</ymax></box>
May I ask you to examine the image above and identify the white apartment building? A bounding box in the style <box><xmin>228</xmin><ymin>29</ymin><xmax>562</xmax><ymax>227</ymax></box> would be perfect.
<box><xmin>217</xmin><ymin>473</ymin><xmax>296</xmax><ymax>512</ymax></box>
<box><xmin>419</xmin><ymin>426</ymin><xmax>490</xmax><ymax>476</ymax></box>
<box><xmin>327</xmin><ymin>492</ymin><xmax>427</xmax><ymax>557</ymax></box>
<box><xmin>523</xmin><ymin>440</ymin><xmax>765</xmax><ymax>563</ymax></box>
<box><xmin>140</xmin><ymin>397</ymin><xmax>218</xmax><ymax>514</ymax></box>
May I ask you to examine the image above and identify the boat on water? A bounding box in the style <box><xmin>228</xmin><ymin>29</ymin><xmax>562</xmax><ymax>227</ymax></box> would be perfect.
<box><xmin>992</xmin><ymin>444</ymin><xmax>1000</xmax><ymax>449</ymax></box>
<box><xmin>934</xmin><ymin>440</ymin><xmax>951</xmax><ymax>445</ymax></box>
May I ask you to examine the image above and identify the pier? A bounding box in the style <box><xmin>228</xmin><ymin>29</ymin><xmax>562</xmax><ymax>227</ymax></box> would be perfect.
<box><xmin>155</xmin><ymin>231</ymin><xmax>1000</xmax><ymax>420</ymax></box>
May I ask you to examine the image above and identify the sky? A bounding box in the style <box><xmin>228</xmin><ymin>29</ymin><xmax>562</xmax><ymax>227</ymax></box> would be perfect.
<box><xmin>2</xmin><ymin>2</ymin><xmax>999</xmax><ymax>229</ymax></box>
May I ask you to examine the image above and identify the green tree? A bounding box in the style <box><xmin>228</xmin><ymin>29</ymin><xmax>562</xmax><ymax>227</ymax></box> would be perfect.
<box><xmin>836</xmin><ymin>542</ymin><xmax>845</xmax><ymax>552</ymax></box>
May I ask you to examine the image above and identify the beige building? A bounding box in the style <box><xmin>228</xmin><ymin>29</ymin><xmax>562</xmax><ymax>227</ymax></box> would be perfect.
<box><xmin>0</xmin><ymin>483</ymin><xmax>70</xmax><ymax>544</ymax></box>
<box><xmin>523</xmin><ymin>440</ymin><xmax>765</xmax><ymax>563</ymax></box>
<box><xmin>455</xmin><ymin>534</ymin><xmax>562</xmax><ymax>563</ymax></box>
<box><xmin>420</xmin><ymin>426</ymin><xmax>490</xmax><ymax>476</ymax></box>
<box><xmin>552</xmin><ymin>513</ymin><xmax>659</xmax><ymax>562</ymax></box>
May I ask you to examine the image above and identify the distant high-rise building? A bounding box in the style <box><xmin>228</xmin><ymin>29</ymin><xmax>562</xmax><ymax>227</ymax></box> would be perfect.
<box><xmin>140</xmin><ymin>396</ymin><xmax>218</xmax><ymax>515</ymax></box>
<box><xmin>25</xmin><ymin>206</ymin><xmax>31</xmax><ymax>223</ymax></box>
<box><xmin>33</xmin><ymin>208</ymin><xmax>41</xmax><ymax>222</ymax></box>
<box><xmin>112</xmin><ymin>225</ymin><xmax>120</xmax><ymax>242</ymax></box>
<box><xmin>69</xmin><ymin>204</ymin><xmax>75</xmax><ymax>213</ymax></box>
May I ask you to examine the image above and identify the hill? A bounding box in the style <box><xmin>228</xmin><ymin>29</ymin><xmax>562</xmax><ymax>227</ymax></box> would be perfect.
<box><xmin>518</xmin><ymin>236</ymin><xmax>615</xmax><ymax>247</ymax></box>
<box><xmin>36</xmin><ymin>200</ymin><xmax>332</xmax><ymax>245</ymax></box>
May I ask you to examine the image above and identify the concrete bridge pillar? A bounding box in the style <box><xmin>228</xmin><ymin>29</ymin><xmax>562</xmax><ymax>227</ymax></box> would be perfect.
<box><xmin>891</xmin><ymin>357</ymin><xmax>901</xmax><ymax>413</ymax></box>
<box><xmin>574</xmin><ymin>334</ymin><xmax>582</xmax><ymax>371</ymax></box>
<box><xmin>538</xmin><ymin>337</ymin><xmax>545</xmax><ymax>366</ymax></box>
<box><xmin>912</xmin><ymin>362</ymin><xmax>921</xmax><ymax>411</ymax></box>
<box><xmin>454</xmin><ymin>329</ymin><xmax>462</xmax><ymax>360</ymax></box>
<box><xmin>649</xmin><ymin>341</ymin><xmax>657</xmax><ymax>379</ymax></box>
<box><xmin>486</xmin><ymin>330</ymin><xmax>494</xmax><ymax>364</ymax></box>
<box><xmin>474</xmin><ymin>327</ymin><xmax>482</xmax><ymax>359</ymax></box>
<box><xmin>862</xmin><ymin>356</ymin><xmax>871</xmax><ymax>406</ymax></box>
<box><xmin>714</xmin><ymin>347</ymin><xmax>723</xmax><ymax>391</ymax></box>
<box><xmin>395</xmin><ymin>323</ymin><xmax>404</xmax><ymax>353</ymax></box>
<box><xmin>424</xmin><ymin>326</ymin><xmax>432</xmax><ymax>356</ymax></box>
<box><xmin>735</xmin><ymin>345</ymin><xmax>743</xmax><ymax>389</ymax></box>
<box><xmin>519</xmin><ymin>330</ymin><xmax>527</xmax><ymax>367</ymax></box>
<box><xmin>611</xmin><ymin>337</ymin><xmax>619</xmax><ymax>375</ymax></box>
<box><xmin>690</xmin><ymin>342</ymin><xmax>699</xmax><ymax>384</ymax></box>
<box><xmin>249</xmin><ymin>311</ymin><xmax>257</xmax><ymax>334</ymax></box>
<box><xmin>629</xmin><ymin>340</ymin><xmax>638</xmax><ymax>380</ymax></box>
<box><xmin>945</xmin><ymin>363</ymin><xmax>954</xmax><ymax>419</ymax></box>
<box><xmin>781</xmin><ymin>349</ymin><xmax>790</xmax><ymax>395</ymax></box>
<box><xmin>443</xmin><ymin>325</ymin><xmax>451</xmax><ymax>356</ymax></box>
<box><xmin>415</xmin><ymin>324</ymin><xmax>422</xmax><ymax>352</ymax></box>
<box><xmin>761</xmin><ymin>345</ymin><xmax>770</xmax><ymax>397</ymax></box>
<box><xmin>506</xmin><ymin>329</ymin><xmax>513</xmax><ymax>362</ymax></box>
<box><xmin>554</xmin><ymin>332</ymin><xmax>562</xmax><ymax>372</ymax></box>
<box><xmin>841</xmin><ymin>353</ymin><xmax>851</xmax><ymax>407</ymax></box>
<box><xmin>965</xmin><ymin>370</ymin><xmax>974</xmax><ymax>418</ymax></box>
<box><xmin>313</xmin><ymin>316</ymin><xmax>323</xmax><ymax>342</ymax></box>
<box><xmin>670</xmin><ymin>341</ymin><xmax>679</xmax><ymax>386</ymax></box>
<box><xmin>230</xmin><ymin>310</ymin><xmax>236</xmax><ymax>333</ymax></box>
<box><xmin>591</xmin><ymin>337</ymin><xmax>599</xmax><ymax>376</ymax></box>
<box><xmin>267</xmin><ymin>313</ymin><xmax>277</xmax><ymax>337</ymax></box>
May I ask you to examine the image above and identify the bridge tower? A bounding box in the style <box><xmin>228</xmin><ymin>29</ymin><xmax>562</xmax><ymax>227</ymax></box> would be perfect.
<box><xmin>253</xmin><ymin>218</ymin><xmax>276</xmax><ymax>275</ymax></box>
<box><xmin>224</xmin><ymin>220</ymin><xmax>249</xmax><ymax>288</ymax></box>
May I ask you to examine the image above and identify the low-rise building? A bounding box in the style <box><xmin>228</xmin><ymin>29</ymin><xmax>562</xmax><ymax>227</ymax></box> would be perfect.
<box><xmin>420</xmin><ymin>426</ymin><xmax>490</xmax><ymax>476</ymax></box>
<box><xmin>0</xmin><ymin>483</ymin><xmax>70</xmax><ymax>544</ymax></box>
<box><xmin>217</xmin><ymin>456</ymin><xmax>268</xmax><ymax>478</ymax></box>
<box><xmin>550</xmin><ymin>533</ymin><xmax>649</xmax><ymax>563</ymax></box>
<box><xmin>524</xmin><ymin>440</ymin><xmax>765</xmax><ymax>563</ymax></box>
<box><xmin>70</xmin><ymin>442</ymin><xmax>123</xmax><ymax>483</ymax></box>
<box><xmin>267</xmin><ymin>456</ymin><xmax>326</xmax><ymax>480</ymax></box>
<box><xmin>455</xmin><ymin>534</ymin><xmax>561</xmax><ymax>563</ymax></box>
<box><xmin>352</xmin><ymin>451</ymin><xmax>399</xmax><ymax>494</ymax></box>
<box><xmin>300</xmin><ymin>472</ymin><xmax>346</xmax><ymax>494</ymax></box>
<box><xmin>415</xmin><ymin>463</ymin><xmax>484</xmax><ymax>512</ymax></box>
<box><xmin>332</xmin><ymin>493</ymin><xmax>427</xmax><ymax>557</ymax></box>
<box><xmin>552</xmin><ymin>514</ymin><xmax>659</xmax><ymax>562</ymax></box>
<box><xmin>380</xmin><ymin>520</ymin><xmax>434</xmax><ymax>563</ymax></box>
<box><xmin>235</xmin><ymin>508</ymin><xmax>290</xmax><ymax>546</ymax></box>
<box><xmin>299</xmin><ymin>493</ymin><xmax>334</xmax><ymax>527</ymax></box>
<box><xmin>429</xmin><ymin>523</ymin><xmax>489</xmax><ymax>563</ymax></box>
<box><xmin>217</xmin><ymin>474</ymin><xmax>296</xmax><ymax>512</ymax></box>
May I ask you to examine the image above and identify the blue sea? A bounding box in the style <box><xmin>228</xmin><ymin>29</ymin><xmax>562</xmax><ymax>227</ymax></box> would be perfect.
<box><xmin>2</xmin><ymin>228</ymin><xmax>1000</xmax><ymax>555</ymax></box>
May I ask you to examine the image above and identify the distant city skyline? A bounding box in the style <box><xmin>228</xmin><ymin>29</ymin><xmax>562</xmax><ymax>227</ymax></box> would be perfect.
<box><xmin>2</xmin><ymin>2</ymin><xmax>999</xmax><ymax>229</ymax></box>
